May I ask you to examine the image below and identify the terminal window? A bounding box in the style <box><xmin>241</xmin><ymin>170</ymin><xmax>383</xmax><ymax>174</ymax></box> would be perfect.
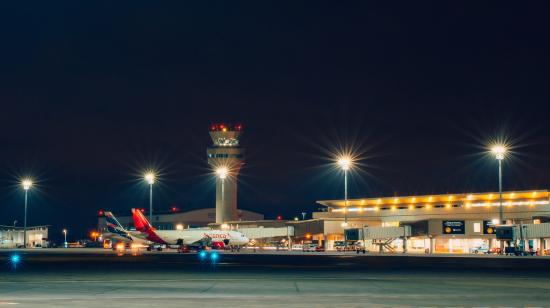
<box><xmin>473</xmin><ymin>223</ymin><xmax>481</xmax><ymax>233</ymax></box>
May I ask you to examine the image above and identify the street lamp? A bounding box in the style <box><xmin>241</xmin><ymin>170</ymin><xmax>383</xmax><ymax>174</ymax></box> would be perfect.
<box><xmin>90</xmin><ymin>231</ymin><xmax>99</xmax><ymax>241</ymax></box>
<box><xmin>216</xmin><ymin>166</ymin><xmax>228</xmax><ymax>180</ymax></box>
<box><xmin>144</xmin><ymin>172</ymin><xmax>156</xmax><ymax>223</ymax></box>
<box><xmin>491</xmin><ymin>144</ymin><xmax>507</xmax><ymax>255</ymax></box>
<box><xmin>337</xmin><ymin>157</ymin><xmax>352</xmax><ymax>227</ymax></box>
<box><xmin>21</xmin><ymin>179</ymin><xmax>32</xmax><ymax>248</ymax></box>
<box><xmin>216</xmin><ymin>167</ymin><xmax>229</xmax><ymax>224</ymax></box>
<box><xmin>491</xmin><ymin>145</ymin><xmax>506</xmax><ymax>225</ymax></box>
<box><xmin>63</xmin><ymin>229</ymin><xmax>67</xmax><ymax>248</ymax></box>
<box><xmin>336</xmin><ymin>156</ymin><xmax>353</xmax><ymax>252</ymax></box>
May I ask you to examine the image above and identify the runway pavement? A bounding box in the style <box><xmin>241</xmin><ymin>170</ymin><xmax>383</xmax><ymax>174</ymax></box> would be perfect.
<box><xmin>1</xmin><ymin>249</ymin><xmax>550</xmax><ymax>307</ymax></box>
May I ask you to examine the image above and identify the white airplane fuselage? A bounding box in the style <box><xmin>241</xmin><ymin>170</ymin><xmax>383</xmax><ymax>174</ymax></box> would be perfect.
<box><xmin>151</xmin><ymin>229</ymin><xmax>249</xmax><ymax>246</ymax></box>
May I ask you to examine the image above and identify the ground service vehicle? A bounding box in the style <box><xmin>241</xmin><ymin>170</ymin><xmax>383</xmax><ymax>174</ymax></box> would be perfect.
<box><xmin>469</xmin><ymin>245</ymin><xmax>489</xmax><ymax>254</ymax></box>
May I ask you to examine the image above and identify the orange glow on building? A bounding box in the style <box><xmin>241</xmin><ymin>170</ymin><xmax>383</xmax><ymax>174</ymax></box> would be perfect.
<box><xmin>317</xmin><ymin>190</ymin><xmax>549</xmax><ymax>212</ymax></box>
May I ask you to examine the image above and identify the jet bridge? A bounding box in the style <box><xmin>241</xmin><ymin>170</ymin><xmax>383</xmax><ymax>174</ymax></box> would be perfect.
<box><xmin>346</xmin><ymin>226</ymin><xmax>411</xmax><ymax>253</ymax></box>
<box><xmin>237</xmin><ymin>226</ymin><xmax>294</xmax><ymax>239</ymax></box>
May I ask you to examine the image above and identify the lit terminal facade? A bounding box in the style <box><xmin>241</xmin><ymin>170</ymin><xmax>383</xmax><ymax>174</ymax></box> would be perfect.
<box><xmin>315</xmin><ymin>190</ymin><xmax>550</xmax><ymax>253</ymax></box>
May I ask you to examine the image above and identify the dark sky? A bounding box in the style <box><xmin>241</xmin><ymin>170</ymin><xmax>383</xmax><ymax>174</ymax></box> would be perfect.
<box><xmin>1</xmin><ymin>2</ymin><xmax>549</xmax><ymax>241</ymax></box>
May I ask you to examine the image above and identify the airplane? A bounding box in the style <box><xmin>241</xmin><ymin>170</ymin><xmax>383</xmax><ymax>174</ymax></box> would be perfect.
<box><xmin>103</xmin><ymin>211</ymin><xmax>151</xmax><ymax>247</ymax></box>
<box><xmin>131</xmin><ymin>208</ymin><xmax>250</xmax><ymax>251</ymax></box>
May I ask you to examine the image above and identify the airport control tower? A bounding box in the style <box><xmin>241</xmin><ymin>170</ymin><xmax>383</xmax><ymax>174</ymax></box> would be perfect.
<box><xmin>207</xmin><ymin>123</ymin><xmax>245</xmax><ymax>223</ymax></box>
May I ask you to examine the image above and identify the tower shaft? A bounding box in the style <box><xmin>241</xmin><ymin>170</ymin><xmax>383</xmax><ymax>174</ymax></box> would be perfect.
<box><xmin>215</xmin><ymin>176</ymin><xmax>238</xmax><ymax>223</ymax></box>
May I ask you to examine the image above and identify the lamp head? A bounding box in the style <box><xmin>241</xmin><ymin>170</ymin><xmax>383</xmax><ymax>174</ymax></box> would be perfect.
<box><xmin>216</xmin><ymin>167</ymin><xmax>228</xmax><ymax>179</ymax></box>
<box><xmin>144</xmin><ymin>172</ymin><xmax>156</xmax><ymax>185</ymax></box>
<box><xmin>22</xmin><ymin>179</ymin><xmax>32</xmax><ymax>191</ymax></box>
<box><xmin>337</xmin><ymin>157</ymin><xmax>352</xmax><ymax>171</ymax></box>
<box><xmin>491</xmin><ymin>145</ymin><xmax>506</xmax><ymax>160</ymax></box>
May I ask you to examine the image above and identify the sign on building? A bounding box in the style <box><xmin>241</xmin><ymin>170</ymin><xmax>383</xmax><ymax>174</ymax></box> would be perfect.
<box><xmin>442</xmin><ymin>221</ymin><xmax>465</xmax><ymax>234</ymax></box>
<box><xmin>483</xmin><ymin>220</ymin><xmax>496</xmax><ymax>234</ymax></box>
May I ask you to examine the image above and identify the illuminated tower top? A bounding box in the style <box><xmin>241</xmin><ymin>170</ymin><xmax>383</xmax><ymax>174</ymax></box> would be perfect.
<box><xmin>209</xmin><ymin>123</ymin><xmax>243</xmax><ymax>147</ymax></box>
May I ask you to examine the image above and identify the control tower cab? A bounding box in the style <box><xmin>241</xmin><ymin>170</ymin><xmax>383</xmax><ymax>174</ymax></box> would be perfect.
<box><xmin>207</xmin><ymin>123</ymin><xmax>245</xmax><ymax>223</ymax></box>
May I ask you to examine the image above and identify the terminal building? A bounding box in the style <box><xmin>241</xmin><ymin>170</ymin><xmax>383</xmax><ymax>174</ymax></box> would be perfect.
<box><xmin>313</xmin><ymin>189</ymin><xmax>550</xmax><ymax>253</ymax></box>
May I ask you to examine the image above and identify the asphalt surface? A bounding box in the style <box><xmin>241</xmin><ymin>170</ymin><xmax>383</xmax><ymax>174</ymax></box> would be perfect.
<box><xmin>1</xmin><ymin>249</ymin><xmax>550</xmax><ymax>307</ymax></box>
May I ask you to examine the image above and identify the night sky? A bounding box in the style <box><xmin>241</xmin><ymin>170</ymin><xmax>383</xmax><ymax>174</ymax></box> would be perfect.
<box><xmin>1</xmin><ymin>2</ymin><xmax>549</xmax><ymax>241</ymax></box>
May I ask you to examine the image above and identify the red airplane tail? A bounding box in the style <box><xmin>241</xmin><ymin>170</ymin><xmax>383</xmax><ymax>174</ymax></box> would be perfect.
<box><xmin>132</xmin><ymin>208</ymin><xmax>152</xmax><ymax>232</ymax></box>
<box><xmin>131</xmin><ymin>208</ymin><xmax>167</xmax><ymax>245</ymax></box>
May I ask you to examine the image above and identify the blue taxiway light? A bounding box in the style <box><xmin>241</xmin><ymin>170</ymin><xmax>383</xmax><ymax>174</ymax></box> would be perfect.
<box><xmin>199</xmin><ymin>251</ymin><xmax>207</xmax><ymax>259</ymax></box>
<box><xmin>10</xmin><ymin>254</ymin><xmax>20</xmax><ymax>264</ymax></box>
<box><xmin>210</xmin><ymin>251</ymin><xmax>219</xmax><ymax>261</ymax></box>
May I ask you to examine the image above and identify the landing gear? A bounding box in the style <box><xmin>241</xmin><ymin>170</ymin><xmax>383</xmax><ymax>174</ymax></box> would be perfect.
<box><xmin>146</xmin><ymin>244</ymin><xmax>163</xmax><ymax>251</ymax></box>
<box><xmin>177</xmin><ymin>245</ymin><xmax>190</xmax><ymax>253</ymax></box>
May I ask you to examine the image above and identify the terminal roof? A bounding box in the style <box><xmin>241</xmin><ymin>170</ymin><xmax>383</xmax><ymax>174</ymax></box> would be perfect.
<box><xmin>317</xmin><ymin>190</ymin><xmax>548</xmax><ymax>207</ymax></box>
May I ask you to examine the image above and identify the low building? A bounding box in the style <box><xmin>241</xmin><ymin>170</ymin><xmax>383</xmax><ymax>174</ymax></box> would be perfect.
<box><xmin>0</xmin><ymin>225</ymin><xmax>49</xmax><ymax>248</ymax></box>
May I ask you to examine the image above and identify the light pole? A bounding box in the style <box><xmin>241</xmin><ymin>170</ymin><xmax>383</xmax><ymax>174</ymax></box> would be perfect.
<box><xmin>337</xmin><ymin>157</ymin><xmax>352</xmax><ymax>252</ymax></box>
<box><xmin>216</xmin><ymin>167</ymin><xmax>228</xmax><ymax>224</ymax></box>
<box><xmin>491</xmin><ymin>145</ymin><xmax>506</xmax><ymax>254</ymax></box>
<box><xmin>301</xmin><ymin>212</ymin><xmax>306</xmax><ymax>220</ymax></box>
<box><xmin>337</xmin><ymin>157</ymin><xmax>352</xmax><ymax>227</ymax></box>
<box><xmin>63</xmin><ymin>229</ymin><xmax>67</xmax><ymax>248</ymax></box>
<box><xmin>491</xmin><ymin>145</ymin><xmax>506</xmax><ymax>225</ymax></box>
<box><xmin>22</xmin><ymin>179</ymin><xmax>32</xmax><ymax>248</ymax></box>
<box><xmin>144</xmin><ymin>172</ymin><xmax>155</xmax><ymax>223</ymax></box>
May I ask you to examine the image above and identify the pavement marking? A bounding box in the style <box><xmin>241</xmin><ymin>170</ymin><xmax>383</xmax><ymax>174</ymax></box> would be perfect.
<box><xmin>293</xmin><ymin>281</ymin><xmax>300</xmax><ymax>293</ymax></box>
<box><xmin>200</xmin><ymin>282</ymin><xmax>217</xmax><ymax>293</ymax></box>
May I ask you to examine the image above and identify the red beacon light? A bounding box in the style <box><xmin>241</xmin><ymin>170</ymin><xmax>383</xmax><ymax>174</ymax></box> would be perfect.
<box><xmin>276</xmin><ymin>215</ymin><xmax>283</xmax><ymax>221</ymax></box>
<box><xmin>171</xmin><ymin>207</ymin><xmax>178</xmax><ymax>213</ymax></box>
<box><xmin>98</xmin><ymin>210</ymin><xmax>104</xmax><ymax>216</ymax></box>
<box><xmin>218</xmin><ymin>123</ymin><xmax>228</xmax><ymax>132</ymax></box>
<box><xmin>210</xmin><ymin>122</ymin><xmax>242</xmax><ymax>132</ymax></box>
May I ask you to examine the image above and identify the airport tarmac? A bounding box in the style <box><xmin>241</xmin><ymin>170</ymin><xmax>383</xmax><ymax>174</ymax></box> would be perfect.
<box><xmin>1</xmin><ymin>249</ymin><xmax>550</xmax><ymax>307</ymax></box>
<box><xmin>9</xmin><ymin>247</ymin><xmax>550</xmax><ymax>258</ymax></box>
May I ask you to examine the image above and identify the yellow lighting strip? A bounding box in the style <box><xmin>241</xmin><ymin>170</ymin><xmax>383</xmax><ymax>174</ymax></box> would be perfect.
<box><xmin>331</xmin><ymin>200</ymin><xmax>549</xmax><ymax>212</ymax></box>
